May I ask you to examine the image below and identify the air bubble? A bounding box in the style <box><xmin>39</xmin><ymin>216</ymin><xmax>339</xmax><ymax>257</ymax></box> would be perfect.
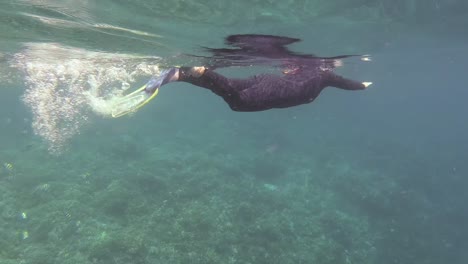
<box><xmin>11</xmin><ymin>43</ymin><xmax>161</xmax><ymax>153</ymax></box>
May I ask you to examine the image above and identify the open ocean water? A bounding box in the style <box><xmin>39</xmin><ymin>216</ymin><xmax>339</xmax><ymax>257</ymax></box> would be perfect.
<box><xmin>1</xmin><ymin>1</ymin><xmax>467</xmax><ymax>263</ymax></box>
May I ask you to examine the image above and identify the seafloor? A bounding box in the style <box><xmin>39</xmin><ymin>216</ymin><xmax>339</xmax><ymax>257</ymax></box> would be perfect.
<box><xmin>0</xmin><ymin>110</ymin><xmax>463</xmax><ymax>264</ymax></box>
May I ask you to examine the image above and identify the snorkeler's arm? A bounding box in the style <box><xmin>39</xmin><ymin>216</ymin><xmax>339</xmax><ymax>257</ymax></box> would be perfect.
<box><xmin>323</xmin><ymin>72</ymin><xmax>371</xmax><ymax>90</ymax></box>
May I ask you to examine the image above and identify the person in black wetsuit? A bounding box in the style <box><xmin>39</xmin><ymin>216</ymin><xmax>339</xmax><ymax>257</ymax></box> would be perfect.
<box><xmin>148</xmin><ymin>34</ymin><xmax>372</xmax><ymax>112</ymax></box>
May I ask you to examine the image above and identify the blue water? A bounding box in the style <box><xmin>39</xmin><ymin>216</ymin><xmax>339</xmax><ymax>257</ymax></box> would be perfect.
<box><xmin>1</xmin><ymin>1</ymin><xmax>468</xmax><ymax>263</ymax></box>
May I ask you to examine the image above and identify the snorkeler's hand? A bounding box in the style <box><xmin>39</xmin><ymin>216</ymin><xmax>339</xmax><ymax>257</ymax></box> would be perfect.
<box><xmin>362</xmin><ymin>82</ymin><xmax>372</xmax><ymax>88</ymax></box>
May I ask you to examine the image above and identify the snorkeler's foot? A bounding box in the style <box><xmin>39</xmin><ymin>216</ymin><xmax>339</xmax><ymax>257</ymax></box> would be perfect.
<box><xmin>144</xmin><ymin>67</ymin><xmax>180</xmax><ymax>94</ymax></box>
<box><xmin>362</xmin><ymin>82</ymin><xmax>373</xmax><ymax>88</ymax></box>
<box><xmin>163</xmin><ymin>67</ymin><xmax>180</xmax><ymax>83</ymax></box>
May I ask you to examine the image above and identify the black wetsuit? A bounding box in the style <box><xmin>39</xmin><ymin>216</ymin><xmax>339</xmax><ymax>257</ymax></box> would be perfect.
<box><xmin>178</xmin><ymin>66</ymin><xmax>365</xmax><ymax>112</ymax></box>
<box><xmin>177</xmin><ymin>34</ymin><xmax>367</xmax><ymax>112</ymax></box>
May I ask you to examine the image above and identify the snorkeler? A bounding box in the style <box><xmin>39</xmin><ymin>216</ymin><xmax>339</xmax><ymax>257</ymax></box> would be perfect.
<box><xmin>111</xmin><ymin>34</ymin><xmax>372</xmax><ymax>117</ymax></box>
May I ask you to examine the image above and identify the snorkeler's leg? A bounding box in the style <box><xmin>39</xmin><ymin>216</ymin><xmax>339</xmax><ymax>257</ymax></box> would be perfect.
<box><xmin>323</xmin><ymin>72</ymin><xmax>372</xmax><ymax>90</ymax></box>
<box><xmin>178</xmin><ymin>67</ymin><xmax>248</xmax><ymax>98</ymax></box>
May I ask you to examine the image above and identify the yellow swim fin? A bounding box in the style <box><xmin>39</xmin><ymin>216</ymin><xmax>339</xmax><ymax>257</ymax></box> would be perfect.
<box><xmin>111</xmin><ymin>68</ymin><xmax>177</xmax><ymax>118</ymax></box>
<box><xmin>111</xmin><ymin>85</ymin><xmax>159</xmax><ymax>118</ymax></box>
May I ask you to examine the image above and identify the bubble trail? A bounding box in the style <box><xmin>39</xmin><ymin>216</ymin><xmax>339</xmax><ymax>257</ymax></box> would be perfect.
<box><xmin>10</xmin><ymin>43</ymin><xmax>161</xmax><ymax>153</ymax></box>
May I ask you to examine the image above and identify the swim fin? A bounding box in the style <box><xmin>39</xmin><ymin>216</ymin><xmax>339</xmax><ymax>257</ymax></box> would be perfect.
<box><xmin>111</xmin><ymin>84</ymin><xmax>159</xmax><ymax>118</ymax></box>
<box><xmin>111</xmin><ymin>69</ymin><xmax>177</xmax><ymax>118</ymax></box>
